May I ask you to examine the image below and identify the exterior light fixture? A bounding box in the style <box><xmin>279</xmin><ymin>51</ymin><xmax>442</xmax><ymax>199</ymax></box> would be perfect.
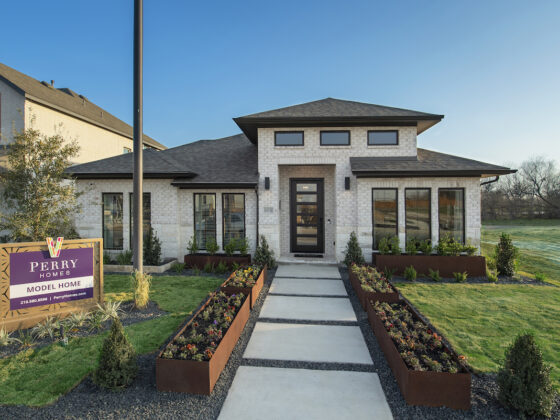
<box><xmin>345</xmin><ymin>177</ymin><xmax>350</xmax><ymax>190</ymax></box>
<box><xmin>265</xmin><ymin>177</ymin><xmax>270</xmax><ymax>190</ymax></box>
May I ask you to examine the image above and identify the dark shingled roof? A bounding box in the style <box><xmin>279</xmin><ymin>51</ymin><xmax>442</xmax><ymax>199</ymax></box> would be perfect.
<box><xmin>69</xmin><ymin>134</ymin><xmax>259</xmax><ymax>187</ymax></box>
<box><xmin>234</xmin><ymin>98</ymin><xmax>444</xmax><ymax>142</ymax></box>
<box><xmin>0</xmin><ymin>62</ymin><xmax>166</xmax><ymax>150</ymax></box>
<box><xmin>350</xmin><ymin>149</ymin><xmax>516</xmax><ymax>178</ymax></box>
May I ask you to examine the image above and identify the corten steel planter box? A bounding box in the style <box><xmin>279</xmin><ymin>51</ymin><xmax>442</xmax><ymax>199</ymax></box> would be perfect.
<box><xmin>156</xmin><ymin>291</ymin><xmax>251</xmax><ymax>395</ymax></box>
<box><xmin>372</xmin><ymin>254</ymin><xmax>486</xmax><ymax>278</ymax></box>
<box><xmin>349</xmin><ymin>269</ymin><xmax>400</xmax><ymax>311</ymax></box>
<box><xmin>367</xmin><ymin>300</ymin><xmax>471</xmax><ymax>410</ymax></box>
<box><xmin>184</xmin><ymin>254</ymin><xmax>251</xmax><ymax>269</ymax></box>
<box><xmin>220</xmin><ymin>265</ymin><xmax>267</xmax><ymax>309</ymax></box>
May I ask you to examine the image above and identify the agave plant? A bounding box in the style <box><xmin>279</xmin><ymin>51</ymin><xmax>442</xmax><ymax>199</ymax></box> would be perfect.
<box><xmin>18</xmin><ymin>330</ymin><xmax>36</xmax><ymax>349</ymax></box>
<box><xmin>96</xmin><ymin>301</ymin><xmax>123</xmax><ymax>321</ymax></box>
<box><xmin>0</xmin><ymin>328</ymin><xmax>21</xmax><ymax>347</ymax></box>
<box><xmin>31</xmin><ymin>316</ymin><xmax>60</xmax><ymax>340</ymax></box>
<box><xmin>64</xmin><ymin>311</ymin><xmax>90</xmax><ymax>331</ymax></box>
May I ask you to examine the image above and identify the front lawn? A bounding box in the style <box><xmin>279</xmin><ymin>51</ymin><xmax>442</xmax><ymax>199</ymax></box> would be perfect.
<box><xmin>396</xmin><ymin>282</ymin><xmax>560</xmax><ymax>390</ymax></box>
<box><xmin>0</xmin><ymin>274</ymin><xmax>224</xmax><ymax>406</ymax></box>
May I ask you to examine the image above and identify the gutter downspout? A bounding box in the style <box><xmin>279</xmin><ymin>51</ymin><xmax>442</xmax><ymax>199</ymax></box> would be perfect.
<box><xmin>255</xmin><ymin>185</ymin><xmax>259</xmax><ymax>249</ymax></box>
<box><xmin>480</xmin><ymin>176</ymin><xmax>499</xmax><ymax>186</ymax></box>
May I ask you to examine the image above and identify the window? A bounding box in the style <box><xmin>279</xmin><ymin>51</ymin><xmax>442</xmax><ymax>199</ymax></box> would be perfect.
<box><xmin>320</xmin><ymin>131</ymin><xmax>350</xmax><ymax>146</ymax></box>
<box><xmin>222</xmin><ymin>193</ymin><xmax>245</xmax><ymax>248</ymax></box>
<box><xmin>194</xmin><ymin>193</ymin><xmax>216</xmax><ymax>249</ymax></box>
<box><xmin>129</xmin><ymin>193</ymin><xmax>151</xmax><ymax>247</ymax></box>
<box><xmin>102</xmin><ymin>193</ymin><xmax>123</xmax><ymax>250</ymax></box>
<box><xmin>439</xmin><ymin>188</ymin><xmax>465</xmax><ymax>243</ymax></box>
<box><xmin>275</xmin><ymin>131</ymin><xmax>304</xmax><ymax>146</ymax></box>
<box><xmin>405</xmin><ymin>188</ymin><xmax>431</xmax><ymax>243</ymax></box>
<box><xmin>372</xmin><ymin>189</ymin><xmax>398</xmax><ymax>250</ymax></box>
<box><xmin>368</xmin><ymin>130</ymin><xmax>398</xmax><ymax>145</ymax></box>
<box><xmin>123</xmin><ymin>147</ymin><xmax>132</xmax><ymax>154</ymax></box>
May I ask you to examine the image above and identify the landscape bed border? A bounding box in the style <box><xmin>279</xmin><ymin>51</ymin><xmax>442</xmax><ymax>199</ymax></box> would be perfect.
<box><xmin>184</xmin><ymin>253</ymin><xmax>251</xmax><ymax>269</ymax></box>
<box><xmin>348</xmin><ymin>267</ymin><xmax>400</xmax><ymax>310</ymax></box>
<box><xmin>220</xmin><ymin>265</ymin><xmax>267</xmax><ymax>309</ymax></box>
<box><xmin>373</xmin><ymin>254</ymin><xmax>486</xmax><ymax>278</ymax></box>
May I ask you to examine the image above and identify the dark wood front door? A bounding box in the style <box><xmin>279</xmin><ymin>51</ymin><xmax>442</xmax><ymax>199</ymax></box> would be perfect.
<box><xmin>290</xmin><ymin>179</ymin><xmax>324</xmax><ymax>253</ymax></box>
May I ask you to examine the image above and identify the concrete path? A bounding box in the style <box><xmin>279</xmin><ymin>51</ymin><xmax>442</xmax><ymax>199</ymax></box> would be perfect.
<box><xmin>218</xmin><ymin>263</ymin><xmax>393</xmax><ymax>420</ymax></box>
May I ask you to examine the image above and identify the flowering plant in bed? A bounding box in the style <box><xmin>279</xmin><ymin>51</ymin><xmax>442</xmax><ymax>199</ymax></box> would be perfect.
<box><xmin>227</xmin><ymin>265</ymin><xmax>263</xmax><ymax>288</ymax></box>
<box><xmin>161</xmin><ymin>292</ymin><xmax>245</xmax><ymax>362</ymax></box>
<box><xmin>351</xmin><ymin>264</ymin><xmax>392</xmax><ymax>293</ymax></box>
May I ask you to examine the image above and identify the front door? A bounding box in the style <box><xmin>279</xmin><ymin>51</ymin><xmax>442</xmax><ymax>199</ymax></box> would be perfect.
<box><xmin>290</xmin><ymin>179</ymin><xmax>324</xmax><ymax>253</ymax></box>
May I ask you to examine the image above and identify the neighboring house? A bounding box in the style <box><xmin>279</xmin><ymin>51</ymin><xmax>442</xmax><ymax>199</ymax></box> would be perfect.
<box><xmin>69</xmin><ymin>98</ymin><xmax>515</xmax><ymax>263</ymax></box>
<box><xmin>0</xmin><ymin>62</ymin><xmax>166</xmax><ymax>171</ymax></box>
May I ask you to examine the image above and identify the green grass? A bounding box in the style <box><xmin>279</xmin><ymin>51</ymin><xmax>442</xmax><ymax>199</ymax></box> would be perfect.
<box><xmin>0</xmin><ymin>274</ymin><xmax>224</xmax><ymax>406</ymax></box>
<box><xmin>396</xmin><ymin>282</ymin><xmax>560</xmax><ymax>389</ymax></box>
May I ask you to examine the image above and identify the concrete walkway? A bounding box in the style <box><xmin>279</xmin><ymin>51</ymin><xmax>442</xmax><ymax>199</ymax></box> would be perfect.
<box><xmin>218</xmin><ymin>263</ymin><xmax>393</xmax><ymax>420</ymax></box>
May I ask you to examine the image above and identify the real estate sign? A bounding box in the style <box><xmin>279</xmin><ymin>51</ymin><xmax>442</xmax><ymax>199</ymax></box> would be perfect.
<box><xmin>0</xmin><ymin>238</ymin><xmax>103</xmax><ymax>332</ymax></box>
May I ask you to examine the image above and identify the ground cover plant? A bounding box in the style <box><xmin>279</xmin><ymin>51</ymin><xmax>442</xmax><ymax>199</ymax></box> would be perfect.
<box><xmin>395</xmin><ymin>282</ymin><xmax>560</xmax><ymax>389</ymax></box>
<box><xmin>350</xmin><ymin>264</ymin><xmax>393</xmax><ymax>293</ymax></box>
<box><xmin>403</xmin><ymin>265</ymin><xmax>417</xmax><ymax>281</ymax></box>
<box><xmin>225</xmin><ymin>265</ymin><xmax>263</xmax><ymax>288</ymax></box>
<box><xmin>161</xmin><ymin>292</ymin><xmax>245</xmax><ymax>362</ymax></box>
<box><xmin>373</xmin><ymin>301</ymin><xmax>468</xmax><ymax>373</ymax></box>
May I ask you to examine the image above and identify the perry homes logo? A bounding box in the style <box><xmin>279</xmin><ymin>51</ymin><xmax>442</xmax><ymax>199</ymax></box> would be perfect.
<box><xmin>46</xmin><ymin>237</ymin><xmax>64</xmax><ymax>258</ymax></box>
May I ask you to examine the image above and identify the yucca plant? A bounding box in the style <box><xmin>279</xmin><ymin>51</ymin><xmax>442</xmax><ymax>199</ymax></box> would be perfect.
<box><xmin>18</xmin><ymin>330</ymin><xmax>36</xmax><ymax>349</ymax></box>
<box><xmin>97</xmin><ymin>301</ymin><xmax>124</xmax><ymax>321</ymax></box>
<box><xmin>31</xmin><ymin>316</ymin><xmax>60</xmax><ymax>340</ymax></box>
<box><xmin>65</xmin><ymin>311</ymin><xmax>90</xmax><ymax>331</ymax></box>
<box><xmin>0</xmin><ymin>328</ymin><xmax>21</xmax><ymax>347</ymax></box>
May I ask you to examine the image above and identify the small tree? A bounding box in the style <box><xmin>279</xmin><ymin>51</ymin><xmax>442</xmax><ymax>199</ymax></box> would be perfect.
<box><xmin>254</xmin><ymin>235</ymin><xmax>276</xmax><ymax>268</ymax></box>
<box><xmin>187</xmin><ymin>234</ymin><xmax>198</xmax><ymax>255</ymax></box>
<box><xmin>495</xmin><ymin>233</ymin><xmax>518</xmax><ymax>277</ymax></box>
<box><xmin>143</xmin><ymin>227</ymin><xmax>161</xmax><ymax>266</ymax></box>
<box><xmin>343</xmin><ymin>232</ymin><xmax>364</xmax><ymax>266</ymax></box>
<box><xmin>0</xmin><ymin>128</ymin><xmax>81</xmax><ymax>241</ymax></box>
<box><xmin>93</xmin><ymin>318</ymin><xmax>137</xmax><ymax>390</ymax></box>
<box><xmin>497</xmin><ymin>333</ymin><xmax>554</xmax><ymax>418</ymax></box>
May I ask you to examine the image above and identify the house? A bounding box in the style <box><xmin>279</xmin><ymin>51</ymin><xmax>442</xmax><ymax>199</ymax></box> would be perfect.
<box><xmin>69</xmin><ymin>98</ymin><xmax>514</xmax><ymax>263</ymax></box>
<box><xmin>0</xmin><ymin>62</ymin><xmax>166</xmax><ymax>171</ymax></box>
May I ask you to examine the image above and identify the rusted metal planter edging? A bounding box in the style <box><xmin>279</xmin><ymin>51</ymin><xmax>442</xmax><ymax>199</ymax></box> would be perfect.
<box><xmin>156</xmin><ymin>292</ymin><xmax>251</xmax><ymax>395</ymax></box>
<box><xmin>372</xmin><ymin>254</ymin><xmax>486</xmax><ymax>278</ymax></box>
<box><xmin>183</xmin><ymin>254</ymin><xmax>252</xmax><ymax>269</ymax></box>
<box><xmin>349</xmin><ymin>269</ymin><xmax>400</xmax><ymax>311</ymax></box>
<box><xmin>220</xmin><ymin>265</ymin><xmax>267</xmax><ymax>309</ymax></box>
<box><xmin>366</xmin><ymin>300</ymin><xmax>471</xmax><ymax>410</ymax></box>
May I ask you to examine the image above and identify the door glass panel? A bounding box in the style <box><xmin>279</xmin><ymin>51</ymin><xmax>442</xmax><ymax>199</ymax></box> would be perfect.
<box><xmin>297</xmin><ymin>236</ymin><xmax>317</xmax><ymax>246</ymax></box>
<box><xmin>296</xmin><ymin>183</ymin><xmax>317</xmax><ymax>192</ymax></box>
<box><xmin>296</xmin><ymin>194</ymin><xmax>317</xmax><ymax>203</ymax></box>
<box><xmin>297</xmin><ymin>215</ymin><xmax>318</xmax><ymax>225</ymax></box>
<box><xmin>297</xmin><ymin>204</ymin><xmax>317</xmax><ymax>214</ymax></box>
<box><xmin>297</xmin><ymin>226</ymin><xmax>317</xmax><ymax>235</ymax></box>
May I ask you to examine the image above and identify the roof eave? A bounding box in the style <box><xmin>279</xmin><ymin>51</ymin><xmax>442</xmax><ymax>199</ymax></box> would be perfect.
<box><xmin>170</xmin><ymin>181</ymin><xmax>258</xmax><ymax>189</ymax></box>
<box><xmin>71</xmin><ymin>171</ymin><xmax>196</xmax><ymax>179</ymax></box>
<box><xmin>353</xmin><ymin>169</ymin><xmax>516</xmax><ymax>178</ymax></box>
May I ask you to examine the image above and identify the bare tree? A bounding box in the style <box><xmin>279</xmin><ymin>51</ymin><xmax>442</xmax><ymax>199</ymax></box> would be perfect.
<box><xmin>520</xmin><ymin>157</ymin><xmax>560</xmax><ymax>213</ymax></box>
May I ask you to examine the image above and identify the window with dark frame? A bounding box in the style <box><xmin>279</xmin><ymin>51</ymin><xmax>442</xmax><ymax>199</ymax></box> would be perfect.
<box><xmin>405</xmin><ymin>188</ymin><xmax>431</xmax><ymax>243</ymax></box>
<box><xmin>439</xmin><ymin>188</ymin><xmax>465</xmax><ymax>244</ymax></box>
<box><xmin>320</xmin><ymin>131</ymin><xmax>350</xmax><ymax>146</ymax></box>
<box><xmin>129</xmin><ymin>192</ymin><xmax>151</xmax><ymax>248</ymax></box>
<box><xmin>372</xmin><ymin>189</ymin><xmax>398</xmax><ymax>250</ymax></box>
<box><xmin>222</xmin><ymin>193</ymin><xmax>245</xmax><ymax>248</ymax></box>
<box><xmin>275</xmin><ymin>131</ymin><xmax>304</xmax><ymax>146</ymax></box>
<box><xmin>368</xmin><ymin>130</ymin><xmax>398</xmax><ymax>145</ymax></box>
<box><xmin>194</xmin><ymin>193</ymin><xmax>216</xmax><ymax>250</ymax></box>
<box><xmin>102</xmin><ymin>193</ymin><xmax>123</xmax><ymax>250</ymax></box>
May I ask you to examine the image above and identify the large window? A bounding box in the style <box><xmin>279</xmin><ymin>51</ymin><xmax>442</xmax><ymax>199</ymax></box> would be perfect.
<box><xmin>129</xmin><ymin>193</ymin><xmax>151</xmax><ymax>247</ymax></box>
<box><xmin>275</xmin><ymin>131</ymin><xmax>304</xmax><ymax>146</ymax></box>
<box><xmin>320</xmin><ymin>131</ymin><xmax>350</xmax><ymax>146</ymax></box>
<box><xmin>194</xmin><ymin>193</ymin><xmax>216</xmax><ymax>250</ymax></box>
<box><xmin>372</xmin><ymin>189</ymin><xmax>398</xmax><ymax>250</ymax></box>
<box><xmin>103</xmin><ymin>193</ymin><xmax>123</xmax><ymax>250</ymax></box>
<box><xmin>405</xmin><ymin>188</ymin><xmax>431</xmax><ymax>243</ymax></box>
<box><xmin>368</xmin><ymin>130</ymin><xmax>398</xmax><ymax>145</ymax></box>
<box><xmin>439</xmin><ymin>188</ymin><xmax>465</xmax><ymax>243</ymax></box>
<box><xmin>222</xmin><ymin>193</ymin><xmax>245</xmax><ymax>248</ymax></box>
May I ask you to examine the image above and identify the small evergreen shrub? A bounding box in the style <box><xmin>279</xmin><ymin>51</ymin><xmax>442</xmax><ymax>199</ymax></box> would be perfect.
<box><xmin>463</xmin><ymin>242</ymin><xmax>477</xmax><ymax>256</ymax></box>
<box><xmin>116</xmin><ymin>250</ymin><xmax>133</xmax><ymax>265</ymax></box>
<box><xmin>428</xmin><ymin>268</ymin><xmax>441</xmax><ymax>282</ymax></box>
<box><xmin>453</xmin><ymin>271</ymin><xmax>468</xmax><ymax>283</ymax></box>
<box><xmin>143</xmin><ymin>227</ymin><xmax>161</xmax><ymax>266</ymax></box>
<box><xmin>436</xmin><ymin>234</ymin><xmax>462</xmax><ymax>256</ymax></box>
<box><xmin>495</xmin><ymin>233</ymin><xmax>518</xmax><ymax>277</ymax></box>
<box><xmin>236</xmin><ymin>237</ymin><xmax>249</xmax><ymax>255</ymax></box>
<box><xmin>187</xmin><ymin>235</ymin><xmax>198</xmax><ymax>255</ymax></box>
<box><xmin>405</xmin><ymin>238</ymin><xmax>418</xmax><ymax>255</ymax></box>
<box><xmin>389</xmin><ymin>236</ymin><xmax>401</xmax><ymax>255</ymax></box>
<box><xmin>206</xmin><ymin>238</ymin><xmax>219</xmax><ymax>255</ymax></box>
<box><xmin>497</xmin><ymin>333</ymin><xmax>554</xmax><ymax>418</ymax></box>
<box><xmin>486</xmin><ymin>256</ymin><xmax>497</xmax><ymax>271</ymax></box>
<box><xmin>404</xmin><ymin>265</ymin><xmax>417</xmax><ymax>281</ymax></box>
<box><xmin>224</xmin><ymin>239</ymin><xmax>236</xmax><ymax>256</ymax></box>
<box><xmin>93</xmin><ymin>318</ymin><xmax>137</xmax><ymax>390</ymax></box>
<box><xmin>535</xmin><ymin>272</ymin><xmax>546</xmax><ymax>283</ymax></box>
<box><xmin>131</xmin><ymin>270</ymin><xmax>151</xmax><ymax>309</ymax></box>
<box><xmin>103</xmin><ymin>252</ymin><xmax>113</xmax><ymax>265</ymax></box>
<box><xmin>170</xmin><ymin>262</ymin><xmax>185</xmax><ymax>274</ymax></box>
<box><xmin>383</xmin><ymin>267</ymin><xmax>397</xmax><ymax>281</ymax></box>
<box><xmin>378</xmin><ymin>237</ymin><xmax>391</xmax><ymax>255</ymax></box>
<box><xmin>203</xmin><ymin>262</ymin><xmax>214</xmax><ymax>273</ymax></box>
<box><xmin>216</xmin><ymin>261</ymin><xmax>228</xmax><ymax>274</ymax></box>
<box><xmin>344</xmin><ymin>232</ymin><xmax>365</xmax><ymax>266</ymax></box>
<box><xmin>254</xmin><ymin>235</ymin><xmax>276</xmax><ymax>268</ymax></box>
<box><xmin>418</xmin><ymin>239</ymin><xmax>433</xmax><ymax>255</ymax></box>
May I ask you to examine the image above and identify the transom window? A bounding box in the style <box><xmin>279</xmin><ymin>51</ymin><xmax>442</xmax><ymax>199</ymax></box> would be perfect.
<box><xmin>129</xmin><ymin>193</ymin><xmax>151</xmax><ymax>247</ymax></box>
<box><xmin>275</xmin><ymin>131</ymin><xmax>304</xmax><ymax>146</ymax></box>
<box><xmin>405</xmin><ymin>188</ymin><xmax>431</xmax><ymax>243</ymax></box>
<box><xmin>439</xmin><ymin>188</ymin><xmax>465</xmax><ymax>243</ymax></box>
<box><xmin>222</xmin><ymin>193</ymin><xmax>245</xmax><ymax>248</ymax></box>
<box><xmin>372</xmin><ymin>189</ymin><xmax>398</xmax><ymax>250</ymax></box>
<box><xmin>320</xmin><ymin>131</ymin><xmax>350</xmax><ymax>146</ymax></box>
<box><xmin>102</xmin><ymin>193</ymin><xmax>123</xmax><ymax>250</ymax></box>
<box><xmin>194</xmin><ymin>193</ymin><xmax>216</xmax><ymax>250</ymax></box>
<box><xmin>368</xmin><ymin>130</ymin><xmax>398</xmax><ymax>145</ymax></box>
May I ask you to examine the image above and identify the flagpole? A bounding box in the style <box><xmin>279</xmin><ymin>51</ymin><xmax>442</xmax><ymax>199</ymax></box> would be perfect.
<box><xmin>133</xmin><ymin>0</ymin><xmax>143</xmax><ymax>272</ymax></box>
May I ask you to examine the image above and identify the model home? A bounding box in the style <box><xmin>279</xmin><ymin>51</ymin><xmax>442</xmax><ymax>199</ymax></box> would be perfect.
<box><xmin>69</xmin><ymin>98</ymin><xmax>514</xmax><ymax>263</ymax></box>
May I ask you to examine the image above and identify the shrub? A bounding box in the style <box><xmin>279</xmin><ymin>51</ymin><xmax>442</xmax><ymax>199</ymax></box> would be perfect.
<box><xmin>486</xmin><ymin>256</ymin><xmax>497</xmax><ymax>271</ymax></box>
<box><xmin>383</xmin><ymin>267</ymin><xmax>397</xmax><ymax>281</ymax></box>
<box><xmin>131</xmin><ymin>270</ymin><xmax>151</xmax><ymax>309</ymax></box>
<box><xmin>495</xmin><ymin>233</ymin><xmax>518</xmax><ymax>277</ymax></box>
<box><xmin>224</xmin><ymin>239</ymin><xmax>236</xmax><ymax>256</ymax></box>
<box><xmin>453</xmin><ymin>271</ymin><xmax>468</xmax><ymax>283</ymax></box>
<box><xmin>103</xmin><ymin>252</ymin><xmax>113</xmax><ymax>265</ymax></box>
<box><xmin>462</xmin><ymin>242</ymin><xmax>477</xmax><ymax>256</ymax></box>
<box><xmin>378</xmin><ymin>237</ymin><xmax>391</xmax><ymax>255</ymax></box>
<box><xmin>404</xmin><ymin>265</ymin><xmax>417</xmax><ymax>282</ymax></box>
<box><xmin>486</xmin><ymin>268</ymin><xmax>498</xmax><ymax>283</ymax></box>
<box><xmin>535</xmin><ymin>272</ymin><xmax>546</xmax><ymax>283</ymax></box>
<box><xmin>116</xmin><ymin>250</ymin><xmax>133</xmax><ymax>265</ymax></box>
<box><xmin>236</xmin><ymin>237</ymin><xmax>250</xmax><ymax>255</ymax></box>
<box><xmin>436</xmin><ymin>234</ymin><xmax>462</xmax><ymax>256</ymax></box>
<box><xmin>88</xmin><ymin>311</ymin><xmax>106</xmax><ymax>333</ymax></box>
<box><xmin>216</xmin><ymin>261</ymin><xmax>228</xmax><ymax>274</ymax></box>
<box><xmin>187</xmin><ymin>235</ymin><xmax>198</xmax><ymax>255</ymax></box>
<box><xmin>203</xmin><ymin>262</ymin><xmax>214</xmax><ymax>273</ymax></box>
<box><xmin>93</xmin><ymin>318</ymin><xmax>137</xmax><ymax>390</ymax></box>
<box><xmin>343</xmin><ymin>232</ymin><xmax>364</xmax><ymax>266</ymax></box>
<box><xmin>497</xmin><ymin>333</ymin><xmax>554</xmax><ymax>418</ymax></box>
<box><xmin>254</xmin><ymin>235</ymin><xmax>276</xmax><ymax>268</ymax></box>
<box><xmin>389</xmin><ymin>236</ymin><xmax>401</xmax><ymax>255</ymax></box>
<box><xmin>170</xmin><ymin>262</ymin><xmax>185</xmax><ymax>274</ymax></box>
<box><xmin>143</xmin><ymin>227</ymin><xmax>162</xmax><ymax>266</ymax></box>
<box><xmin>206</xmin><ymin>237</ymin><xmax>219</xmax><ymax>256</ymax></box>
<box><xmin>418</xmin><ymin>239</ymin><xmax>433</xmax><ymax>255</ymax></box>
<box><xmin>428</xmin><ymin>268</ymin><xmax>441</xmax><ymax>282</ymax></box>
<box><xmin>0</xmin><ymin>328</ymin><xmax>21</xmax><ymax>346</ymax></box>
<box><xmin>405</xmin><ymin>238</ymin><xmax>418</xmax><ymax>255</ymax></box>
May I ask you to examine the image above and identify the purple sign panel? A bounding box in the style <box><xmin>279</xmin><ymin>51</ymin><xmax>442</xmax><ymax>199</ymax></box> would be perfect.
<box><xmin>9</xmin><ymin>247</ymin><xmax>94</xmax><ymax>310</ymax></box>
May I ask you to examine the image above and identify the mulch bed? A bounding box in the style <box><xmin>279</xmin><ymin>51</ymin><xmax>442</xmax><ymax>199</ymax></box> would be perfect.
<box><xmin>391</xmin><ymin>274</ymin><xmax>554</xmax><ymax>286</ymax></box>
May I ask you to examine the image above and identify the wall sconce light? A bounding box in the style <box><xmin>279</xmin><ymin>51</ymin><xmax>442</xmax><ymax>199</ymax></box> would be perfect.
<box><xmin>345</xmin><ymin>177</ymin><xmax>350</xmax><ymax>190</ymax></box>
<box><xmin>265</xmin><ymin>177</ymin><xmax>270</xmax><ymax>190</ymax></box>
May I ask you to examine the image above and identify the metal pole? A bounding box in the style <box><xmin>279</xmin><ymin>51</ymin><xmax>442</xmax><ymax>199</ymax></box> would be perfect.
<box><xmin>133</xmin><ymin>0</ymin><xmax>143</xmax><ymax>271</ymax></box>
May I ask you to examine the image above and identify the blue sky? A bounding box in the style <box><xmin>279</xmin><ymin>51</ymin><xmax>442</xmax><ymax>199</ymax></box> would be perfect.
<box><xmin>1</xmin><ymin>1</ymin><xmax>559</xmax><ymax>166</ymax></box>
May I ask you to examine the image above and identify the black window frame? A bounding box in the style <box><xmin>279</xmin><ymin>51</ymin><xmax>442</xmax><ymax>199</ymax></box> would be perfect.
<box><xmin>193</xmin><ymin>193</ymin><xmax>217</xmax><ymax>250</ymax></box>
<box><xmin>438</xmin><ymin>188</ymin><xmax>466</xmax><ymax>244</ymax></box>
<box><xmin>404</xmin><ymin>188</ymin><xmax>432</xmax><ymax>244</ymax></box>
<box><xmin>274</xmin><ymin>131</ymin><xmax>304</xmax><ymax>146</ymax></box>
<box><xmin>129</xmin><ymin>192</ymin><xmax>152</xmax><ymax>248</ymax></box>
<box><xmin>367</xmin><ymin>130</ymin><xmax>399</xmax><ymax>146</ymax></box>
<box><xmin>320</xmin><ymin>130</ymin><xmax>350</xmax><ymax>146</ymax></box>
<box><xmin>371</xmin><ymin>188</ymin><xmax>399</xmax><ymax>250</ymax></box>
<box><xmin>102</xmin><ymin>192</ymin><xmax>124</xmax><ymax>250</ymax></box>
<box><xmin>222</xmin><ymin>193</ymin><xmax>246</xmax><ymax>249</ymax></box>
